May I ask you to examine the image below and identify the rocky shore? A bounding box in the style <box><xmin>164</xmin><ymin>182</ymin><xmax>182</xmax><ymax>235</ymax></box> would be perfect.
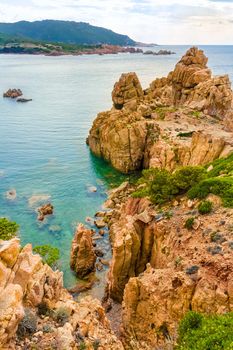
<box><xmin>1</xmin><ymin>47</ymin><xmax>233</xmax><ymax>349</ymax></box>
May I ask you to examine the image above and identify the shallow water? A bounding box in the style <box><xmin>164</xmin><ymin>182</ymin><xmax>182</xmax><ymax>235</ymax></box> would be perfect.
<box><xmin>0</xmin><ymin>45</ymin><xmax>232</xmax><ymax>298</ymax></box>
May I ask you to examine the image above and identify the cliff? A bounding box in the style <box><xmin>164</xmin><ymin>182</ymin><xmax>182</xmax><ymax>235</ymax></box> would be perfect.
<box><xmin>88</xmin><ymin>47</ymin><xmax>233</xmax><ymax>173</ymax></box>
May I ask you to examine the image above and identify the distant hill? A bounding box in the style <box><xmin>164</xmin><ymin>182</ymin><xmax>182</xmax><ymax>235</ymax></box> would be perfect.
<box><xmin>0</xmin><ymin>20</ymin><xmax>136</xmax><ymax>46</ymax></box>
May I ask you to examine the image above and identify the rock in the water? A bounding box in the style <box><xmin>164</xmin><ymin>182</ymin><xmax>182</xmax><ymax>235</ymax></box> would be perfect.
<box><xmin>37</xmin><ymin>203</ymin><xmax>53</xmax><ymax>221</ymax></box>
<box><xmin>94</xmin><ymin>218</ymin><xmax>106</xmax><ymax>228</ymax></box>
<box><xmin>70</xmin><ymin>223</ymin><xmax>96</xmax><ymax>278</ymax></box>
<box><xmin>3</xmin><ymin>88</ymin><xmax>23</xmax><ymax>98</ymax></box>
<box><xmin>17</xmin><ymin>98</ymin><xmax>32</xmax><ymax>103</ymax></box>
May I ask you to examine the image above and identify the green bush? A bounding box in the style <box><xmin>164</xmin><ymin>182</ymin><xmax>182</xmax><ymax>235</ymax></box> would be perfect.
<box><xmin>33</xmin><ymin>244</ymin><xmax>60</xmax><ymax>267</ymax></box>
<box><xmin>184</xmin><ymin>217</ymin><xmax>195</xmax><ymax>230</ymax></box>
<box><xmin>176</xmin><ymin>311</ymin><xmax>233</xmax><ymax>350</ymax></box>
<box><xmin>53</xmin><ymin>307</ymin><xmax>70</xmax><ymax>326</ymax></box>
<box><xmin>198</xmin><ymin>200</ymin><xmax>213</xmax><ymax>215</ymax></box>
<box><xmin>0</xmin><ymin>218</ymin><xmax>19</xmax><ymax>240</ymax></box>
<box><xmin>206</xmin><ymin>153</ymin><xmax>233</xmax><ymax>178</ymax></box>
<box><xmin>133</xmin><ymin>166</ymin><xmax>205</xmax><ymax>205</ymax></box>
<box><xmin>188</xmin><ymin>177</ymin><xmax>233</xmax><ymax>207</ymax></box>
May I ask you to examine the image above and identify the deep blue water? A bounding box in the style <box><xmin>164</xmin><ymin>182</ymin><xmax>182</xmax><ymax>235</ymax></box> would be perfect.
<box><xmin>0</xmin><ymin>45</ymin><xmax>232</xmax><ymax>297</ymax></box>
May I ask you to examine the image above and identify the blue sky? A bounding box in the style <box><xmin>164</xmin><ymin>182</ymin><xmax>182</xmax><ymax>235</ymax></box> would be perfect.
<box><xmin>0</xmin><ymin>0</ymin><xmax>232</xmax><ymax>44</ymax></box>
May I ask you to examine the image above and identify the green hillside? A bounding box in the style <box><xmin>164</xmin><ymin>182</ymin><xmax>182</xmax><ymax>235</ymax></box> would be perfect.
<box><xmin>0</xmin><ymin>20</ymin><xmax>136</xmax><ymax>46</ymax></box>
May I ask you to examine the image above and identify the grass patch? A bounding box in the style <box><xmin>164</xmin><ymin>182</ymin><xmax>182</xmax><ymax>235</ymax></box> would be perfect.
<box><xmin>176</xmin><ymin>311</ymin><xmax>233</xmax><ymax>350</ymax></box>
<box><xmin>154</xmin><ymin>106</ymin><xmax>177</xmax><ymax>120</ymax></box>
<box><xmin>198</xmin><ymin>200</ymin><xmax>213</xmax><ymax>215</ymax></box>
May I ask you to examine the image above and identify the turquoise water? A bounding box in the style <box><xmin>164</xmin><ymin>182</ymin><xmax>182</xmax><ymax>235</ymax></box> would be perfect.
<box><xmin>0</xmin><ymin>45</ymin><xmax>233</xmax><ymax>297</ymax></box>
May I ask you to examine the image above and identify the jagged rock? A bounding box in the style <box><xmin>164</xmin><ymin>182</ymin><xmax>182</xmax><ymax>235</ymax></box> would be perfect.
<box><xmin>106</xmin><ymin>194</ymin><xmax>233</xmax><ymax>348</ymax></box>
<box><xmin>16</xmin><ymin>98</ymin><xmax>32</xmax><ymax>103</ymax></box>
<box><xmin>37</xmin><ymin>203</ymin><xmax>53</xmax><ymax>221</ymax></box>
<box><xmin>3</xmin><ymin>89</ymin><xmax>23</xmax><ymax>98</ymax></box>
<box><xmin>88</xmin><ymin>47</ymin><xmax>233</xmax><ymax>174</ymax></box>
<box><xmin>70</xmin><ymin>224</ymin><xmax>96</xmax><ymax>278</ymax></box>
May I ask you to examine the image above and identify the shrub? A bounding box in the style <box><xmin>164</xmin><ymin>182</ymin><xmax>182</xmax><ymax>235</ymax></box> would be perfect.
<box><xmin>53</xmin><ymin>307</ymin><xmax>70</xmax><ymax>326</ymax></box>
<box><xmin>206</xmin><ymin>153</ymin><xmax>233</xmax><ymax>178</ymax></box>
<box><xmin>17</xmin><ymin>308</ymin><xmax>37</xmax><ymax>338</ymax></box>
<box><xmin>33</xmin><ymin>244</ymin><xmax>60</xmax><ymax>267</ymax></box>
<box><xmin>176</xmin><ymin>311</ymin><xmax>233</xmax><ymax>350</ymax></box>
<box><xmin>184</xmin><ymin>217</ymin><xmax>195</xmax><ymax>230</ymax></box>
<box><xmin>177</xmin><ymin>131</ymin><xmax>194</xmax><ymax>138</ymax></box>
<box><xmin>0</xmin><ymin>218</ymin><xmax>19</xmax><ymax>240</ymax></box>
<box><xmin>37</xmin><ymin>301</ymin><xmax>50</xmax><ymax>316</ymax></box>
<box><xmin>188</xmin><ymin>177</ymin><xmax>233</xmax><ymax>207</ymax></box>
<box><xmin>173</xmin><ymin>166</ymin><xmax>205</xmax><ymax>191</ymax></box>
<box><xmin>198</xmin><ymin>200</ymin><xmax>213</xmax><ymax>215</ymax></box>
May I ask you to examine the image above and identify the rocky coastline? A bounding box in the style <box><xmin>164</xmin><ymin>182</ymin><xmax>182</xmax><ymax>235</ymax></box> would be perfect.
<box><xmin>1</xmin><ymin>47</ymin><xmax>233</xmax><ymax>349</ymax></box>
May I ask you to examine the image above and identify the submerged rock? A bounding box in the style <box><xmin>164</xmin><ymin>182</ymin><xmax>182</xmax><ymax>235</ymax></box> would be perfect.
<box><xmin>17</xmin><ymin>98</ymin><xmax>32</xmax><ymax>103</ymax></box>
<box><xmin>5</xmin><ymin>189</ymin><xmax>17</xmax><ymax>200</ymax></box>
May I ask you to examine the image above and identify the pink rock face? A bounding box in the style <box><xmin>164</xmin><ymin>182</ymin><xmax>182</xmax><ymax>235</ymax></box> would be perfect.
<box><xmin>70</xmin><ymin>223</ymin><xmax>96</xmax><ymax>278</ymax></box>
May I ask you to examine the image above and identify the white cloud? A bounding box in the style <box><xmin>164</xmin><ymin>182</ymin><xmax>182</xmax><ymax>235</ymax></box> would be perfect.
<box><xmin>0</xmin><ymin>0</ymin><xmax>232</xmax><ymax>44</ymax></box>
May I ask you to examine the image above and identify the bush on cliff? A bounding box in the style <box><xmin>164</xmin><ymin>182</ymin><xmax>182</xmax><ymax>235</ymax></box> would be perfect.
<box><xmin>0</xmin><ymin>218</ymin><xmax>19</xmax><ymax>240</ymax></box>
<box><xmin>132</xmin><ymin>166</ymin><xmax>205</xmax><ymax>205</ymax></box>
<box><xmin>176</xmin><ymin>311</ymin><xmax>233</xmax><ymax>350</ymax></box>
<box><xmin>33</xmin><ymin>244</ymin><xmax>60</xmax><ymax>268</ymax></box>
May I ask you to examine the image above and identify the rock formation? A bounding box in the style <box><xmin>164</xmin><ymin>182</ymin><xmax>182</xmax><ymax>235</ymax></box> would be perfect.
<box><xmin>88</xmin><ymin>47</ymin><xmax>233</xmax><ymax>173</ymax></box>
<box><xmin>3</xmin><ymin>88</ymin><xmax>23</xmax><ymax>98</ymax></box>
<box><xmin>0</xmin><ymin>237</ymin><xmax>123</xmax><ymax>349</ymax></box>
<box><xmin>70</xmin><ymin>224</ymin><xmax>96</xmax><ymax>278</ymax></box>
<box><xmin>104</xmin><ymin>194</ymin><xmax>233</xmax><ymax>348</ymax></box>
<box><xmin>37</xmin><ymin>203</ymin><xmax>54</xmax><ymax>221</ymax></box>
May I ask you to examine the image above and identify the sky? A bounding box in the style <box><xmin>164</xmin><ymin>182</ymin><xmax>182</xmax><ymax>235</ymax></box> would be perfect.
<box><xmin>0</xmin><ymin>0</ymin><xmax>232</xmax><ymax>44</ymax></box>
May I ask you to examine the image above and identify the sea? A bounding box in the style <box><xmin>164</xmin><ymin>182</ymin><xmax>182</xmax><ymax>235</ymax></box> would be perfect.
<box><xmin>0</xmin><ymin>45</ymin><xmax>232</xmax><ymax>298</ymax></box>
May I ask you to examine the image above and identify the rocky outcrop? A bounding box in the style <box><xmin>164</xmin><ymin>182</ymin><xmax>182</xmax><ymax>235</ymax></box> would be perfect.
<box><xmin>0</xmin><ymin>237</ymin><xmax>123</xmax><ymax>349</ymax></box>
<box><xmin>0</xmin><ymin>238</ymin><xmax>63</xmax><ymax>347</ymax></box>
<box><xmin>70</xmin><ymin>224</ymin><xmax>96</xmax><ymax>278</ymax></box>
<box><xmin>104</xmin><ymin>194</ymin><xmax>233</xmax><ymax>348</ymax></box>
<box><xmin>88</xmin><ymin>47</ymin><xmax>233</xmax><ymax>173</ymax></box>
<box><xmin>3</xmin><ymin>88</ymin><xmax>23</xmax><ymax>98</ymax></box>
<box><xmin>37</xmin><ymin>203</ymin><xmax>54</xmax><ymax>221</ymax></box>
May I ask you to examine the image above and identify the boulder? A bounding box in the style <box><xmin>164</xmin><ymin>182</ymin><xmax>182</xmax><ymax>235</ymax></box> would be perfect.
<box><xmin>37</xmin><ymin>203</ymin><xmax>53</xmax><ymax>221</ymax></box>
<box><xmin>3</xmin><ymin>88</ymin><xmax>23</xmax><ymax>98</ymax></box>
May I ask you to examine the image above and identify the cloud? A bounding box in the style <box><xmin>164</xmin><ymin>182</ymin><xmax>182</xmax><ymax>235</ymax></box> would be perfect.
<box><xmin>0</xmin><ymin>0</ymin><xmax>232</xmax><ymax>44</ymax></box>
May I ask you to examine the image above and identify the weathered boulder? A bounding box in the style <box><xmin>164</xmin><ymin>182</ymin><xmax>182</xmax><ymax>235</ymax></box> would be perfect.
<box><xmin>70</xmin><ymin>224</ymin><xmax>96</xmax><ymax>278</ymax></box>
<box><xmin>112</xmin><ymin>72</ymin><xmax>143</xmax><ymax>111</ymax></box>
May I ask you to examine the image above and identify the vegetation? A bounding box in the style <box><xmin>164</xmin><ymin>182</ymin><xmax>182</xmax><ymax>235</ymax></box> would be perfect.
<box><xmin>154</xmin><ymin>107</ymin><xmax>177</xmax><ymax>120</ymax></box>
<box><xmin>198</xmin><ymin>200</ymin><xmax>213</xmax><ymax>214</ymax></box>
<box><xmin>132</xmin><ymin>166</ymin><xmax>205</xmax><ymax>205</ymax></box>
<box><xmin>176</xmin><ymin>311</ymin><xmax>233</xmax><ymax>350</ymax></box>
<box><xmin>17</xmin><ymin>309</ymin><xmax>37</xmax><ymax>338</ymax></box>
<box><xmin>33</xmin><ymin>244</ymin><xmax>60</xmax><ymax>267</ymax></box>
<box><xmin>0</xmin><ymin>218</ymin><xmax>19</xmax><ymax>240</ymax></box>
<box><xmin>0</xmin><ymin>20</ymin><xmax>135</xmax><ymax>46</ymax></box>
<box><xmin>184</xmin><ymin>217</ymin><xmax>195</xmax><ymax>230</ymax></box>
<box><xmin>133</xmin><ymin>153</ymin><xmax>233</xmax><ymax>207</ymax></box>
<box><xmin>53</xmin><ymin>307</ymin><xmax>70</xmax><ymax>326</ymax></box>
<box><xmin>177</xmin><ymin>131</ymin><xmax>194</xmax><ymax>138</ymax></box>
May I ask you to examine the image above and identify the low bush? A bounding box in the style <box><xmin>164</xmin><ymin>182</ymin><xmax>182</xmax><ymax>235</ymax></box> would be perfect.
<box><xmin>33</xmin><ymin>244</ymin><xmax>60</xmax><ymax>267</ymax></box>
<box><xmin>184</xmin><ymin>217</ymin><xmax>195</xmax><ymax>230</ymax></box>
<box><xmin>53</xmin><ymin>307</ymin><xmax>70</xmax><ymax>326</ymax></box>
<box><xmin>176</xmin><ymin>311</ymin><xmax>233</xmax><ymax>350</ymax></box>
<box><xmin>198</xmin><ymin>200</ymin><xmax>213</xmax><ymax>215</ymax></box>
<box><xmin>0</xmin><ymin>218</ymin><xmax>19</xmax><ymax>240</ymax></box>
<box><xmin>17</xmin><ymin>308</ymin><xmax>37</xmax><ymax>338</ymax></box>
